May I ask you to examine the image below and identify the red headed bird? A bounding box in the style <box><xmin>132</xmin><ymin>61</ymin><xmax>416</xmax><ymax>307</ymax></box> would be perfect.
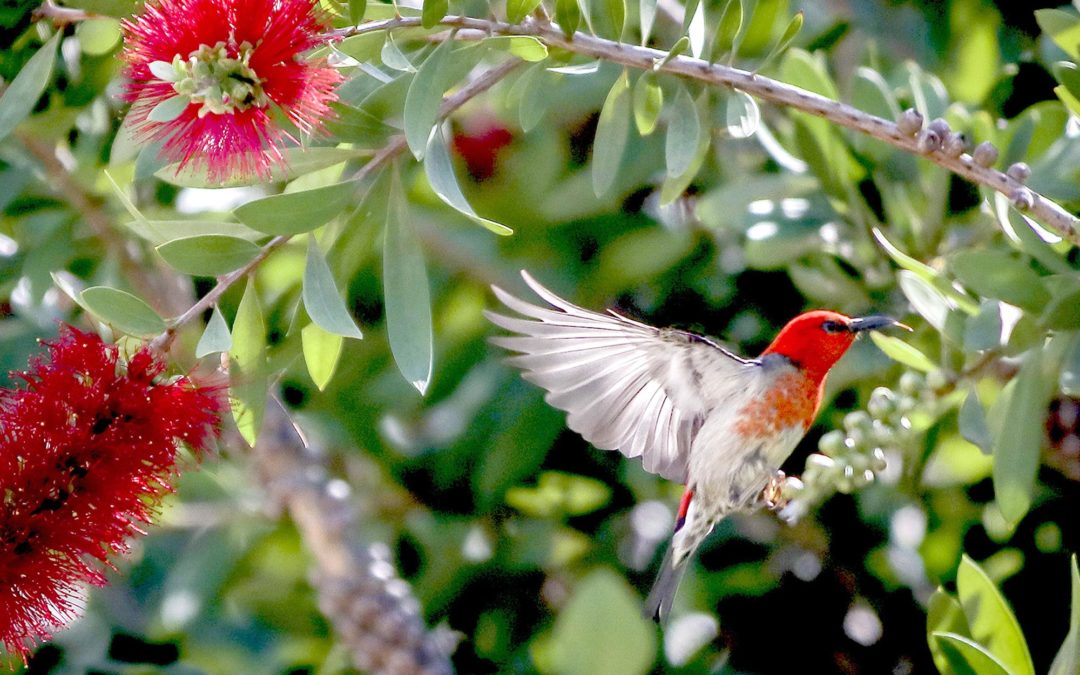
<box><xmin>486</xmin><ymin>271</ymin><xmax>904</xmax><ymax>622</ymax></box>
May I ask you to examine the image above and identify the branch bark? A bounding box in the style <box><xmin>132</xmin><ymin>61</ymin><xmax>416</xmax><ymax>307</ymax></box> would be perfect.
<box><xmin>335</xmin><ymin>15</ymin><xmax>1080</xmax><ymax>245</ymax></box>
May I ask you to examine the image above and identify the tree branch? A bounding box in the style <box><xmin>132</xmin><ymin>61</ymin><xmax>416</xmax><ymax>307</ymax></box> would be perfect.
<box><xmin>152</xmin><ymin>57</ymin><xmax>523</xmax><ymax>353</ymax></box>
<box><xmin>334</xmin><ymin>15</ymin><xmax>1080</xmax><ymax>245</ymax></box>
<box><xmin>32</xmin><ymin>0</ymin><xmax>96</xmax><ymax>26</ymax></box>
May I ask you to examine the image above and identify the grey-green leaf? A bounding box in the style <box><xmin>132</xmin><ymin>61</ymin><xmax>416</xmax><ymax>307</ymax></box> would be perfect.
<box><xmin>639</xmin><ymin>0</ymin><xmax>657</xmax><ymax>45</ymax></box>
<box><xmin>710</xmin><ymin>0</ymin><xmax>743</xmax><ymax>63</ymax></box>
<box><xmin>404</xmin><ymin>40</ymin><xmax>452</xmax><ymax>159</ymax></box>
<box><xmin>303</xmin><ymin>235</ymin><xmax>363</xmax><ymax>339</ymax></box>
<box><xmin>959</xmin><ymin>387</ymin><xmax>993</xmax><ymax>455</ymax></box>
<box><xmin>993</xmin><ymin>348</ymin><xmax>1053</xmax><ymax>526</ymax></box>
<box><xmin>196</xmin><ymin>305</ymin><xmax>233</xmax><ymax>357</ymax></box>
<box><xmin>950</xmin><ymin>250</ymin><xmax>1050</xmax><ymax>313</ymax></box>
<box><xmin>507</xmin><ymin>0</ymin><xmax>543</xmax><ymax>23</ymax></box>
<box><xmin>383</xmin><ymin>176</ymin><xmax>434</xmax><ymax>395</ymax></box>
<box><xmin>665</xmin><ymin>84</ymin><xmax>701</xmax><ymax>178</ymax></box>
<box><xmin>234</xmin><ymin>181</ymin><xmax>357</xmax><ymax>235</ymax></box>
<box><xmin>422</xmin><ymin>0</ymin><xmax>448</xmax><ymax>28</ymax></box>
<box><xmin>79</xmin><ymin>286</ymin><xmax>166</xmax><ymax>337</ymax></box>
<box><xmin>425</xmin><ymin>124</ymin><xmax>513</xmax><ymax>235</ymax></box>
<box><xmin>724</xmin><ymin>89</ymin><xmax>760</xmax><ymax>138</ymax></box>
<box><xmin>147</xmin><ymin>95</ymin><xmax>190</xmax><ymax>123</ymax></box>
<box><xmin>592</xmin><ymin>71</ymin><xmax>631</xmax><ymax>197</ymax></box>
<box><xmin>156</xmin><ymin>235</ymin><xmax>262</xmax><ymax>276</ymax></box>
<box><xmin>0</xmin><ymin>34</ymin><xmax>59</xmax><ymax>143</ymax></box>
<box><xmin>757</xmin><ymin>11</ymin><xmax>803</xmax><ymax>72</ymax></box>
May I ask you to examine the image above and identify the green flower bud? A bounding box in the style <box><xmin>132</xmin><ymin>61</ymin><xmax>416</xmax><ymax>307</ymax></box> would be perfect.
<box><xmin>819</xmin><ymin>430</ymin><xmax>847</xmax><ymax>457</ymax></box>
<box><xmin>899</xmin><ymin>371</ymin><xmax>923</xmax><ymax>395</ymax></box>
<box><xmin>868</xmin><ymin>388</ymin><xmax>896</xmax><ymax>419</ymax></box>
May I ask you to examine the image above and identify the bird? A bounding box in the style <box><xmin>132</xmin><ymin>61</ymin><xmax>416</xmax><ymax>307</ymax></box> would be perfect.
<box><xmin>484</xmin><ymin>270</ymin><xmax>904</xmax><ymax>623</ymax></box>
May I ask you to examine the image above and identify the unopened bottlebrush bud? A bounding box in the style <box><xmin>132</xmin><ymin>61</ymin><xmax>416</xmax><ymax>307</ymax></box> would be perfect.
<box><xmin>916</xmin><ymin>128</ymin><xmax>942</xmax><ymax>153</ymax></box>
<box><xmin>927</xmin><ymin>118</ymin><xmax>951</xmax><ymax>137</ymax></box>
<box><xmin>896</xmin><ymin>108</ymin><xmax>923</xmax><ymax>136</ymax></box>
<box><xmin>972</xmin><ymin>141</ymin><xmax>998</xmax><ymax>167</ymax></box>
<box><xmin>1006</xmin><ymin>162</ymin><xmax>1031</xmax><ymax>183</ymax></box>
<box><xmin>942</xmin><ymin>132</ymin><xmax>968</xmax><ymax>157</ymax></box>
<box><xmin>1012</xmin><ymin>187</ymin><xmax>1035</xmax><ymax>210</ymax></box>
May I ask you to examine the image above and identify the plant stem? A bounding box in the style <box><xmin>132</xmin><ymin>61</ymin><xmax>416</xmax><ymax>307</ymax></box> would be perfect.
<box><xmin>335</xmin><ymin>15</ymin><xmax>1080</xmax><ymax>245</ymax></box>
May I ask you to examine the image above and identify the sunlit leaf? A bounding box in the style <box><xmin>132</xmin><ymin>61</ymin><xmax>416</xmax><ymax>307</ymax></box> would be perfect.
<box><xmin>485</xmin><ymin>36</ymin><xmax>548</xmax><ymax>62</ymax></box>
<box><xmin>639</xmin><ymin>0</ymin><xmax>657</xmax><ymax>45</ymax></box>
<box><xmin>383</xmin><ymin>174</ymin><xmax>433</xmax><ymax>394</ymax></box>
<box><xmin>229</xmin><ymin>277</ymin><xmax>267</xmax><ymax>445</ymax></box>
<box><xmin>632</xmin><ymin>71</ymin><xmax>663</xmax><ymax>136</ymax></box>
<box><xmin>869</xmin><ymin>333</ymin><xmax>936</xmax><ymax>373</ymax></box>
<box><xmin>592</xmin><ymin>71</ymin><xmax>631</xmax><ymax>197</ymax></box>
<box><xmin>1051</xmin><ymin>555</ymin><xmax>1080</xmax><ymax>675</ymax></box>
<box><xmin>665</xmin><ymin>84</ymin><xmax>701</xmax><ymax>178</ymax></box>
<box><xmin>79</xmin><ymin>287</ymin><xmax>166</xmax><ymax>337</ymax></box>
<box><xmin>898</xmin><ymin>270</ymin><xmax>950</xmax><ymax>333</ymax></box>
<box><xmin>932</xmin><ymin>633</ymin><xmax>1011</xmax><ymax>675</ymax></box>
<box><xmin>1036</xmin><ymin>8</ymin><xmax>1080</xmax><ymax>60</ymax></box>
<box><xmin>724</xmin><ymin>89</ymin><xmax>759</xmax><ymax>138</ymax></box>
<box><xmin>927</xmin><ymin>588</ymin><xmax>973</xmax><ymax>675</ymax></box>
<box><xmin>302</xmin><ymin>322</ymin><xmax>344</xmax><ymax>391</ymax></box>
<box><xmin>956</xmin><ymin>555</ymin><xmax>1034</xmax><ymax>675</ymax></box>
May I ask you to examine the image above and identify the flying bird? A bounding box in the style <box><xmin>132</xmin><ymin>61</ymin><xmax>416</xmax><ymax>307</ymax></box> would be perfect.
<box><xmin>485</xmin><ymin>270</ymin><xmax>904</xmax><ymax>622</ymax></box>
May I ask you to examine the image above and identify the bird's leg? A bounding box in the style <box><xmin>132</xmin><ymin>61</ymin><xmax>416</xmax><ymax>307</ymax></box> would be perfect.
<box><xmin>760</xmin><ymin>470</ymin><xmax>789</xmax><ymax>511</ymax></box>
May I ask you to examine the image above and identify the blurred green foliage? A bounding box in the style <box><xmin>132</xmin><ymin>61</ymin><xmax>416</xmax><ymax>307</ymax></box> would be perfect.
<box><xmin>3</xmin><ymin>0</ymin><xmax>1080</xmax><ymax>672</ymax></box>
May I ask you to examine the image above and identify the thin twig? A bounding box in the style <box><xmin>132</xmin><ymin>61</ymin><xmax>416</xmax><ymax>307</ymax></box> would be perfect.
<box><xmin>153</xmin><ymin>57</ymin><xmax>523</xmax><ymax>352</ymax></box>
<box><xmin>18</xmin><ymin>131</ymin><xmax>195</xmax><ymax>318</ymax></box>
<box><xmin>333</xmin><ymin>15</ymin><xmax>1080</xmax><ymax>244</ymax></box>
<box><xmin>32</xmin><ymin>0</ymin><xmax>95</xmax><ymax>25</ymax></box>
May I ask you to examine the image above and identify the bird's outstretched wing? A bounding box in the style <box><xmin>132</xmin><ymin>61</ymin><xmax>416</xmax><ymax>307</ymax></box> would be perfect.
<box><xmin>485</xmin><ymin>271</ymin><xmax>759</xmax><ymax>484</ymax></box>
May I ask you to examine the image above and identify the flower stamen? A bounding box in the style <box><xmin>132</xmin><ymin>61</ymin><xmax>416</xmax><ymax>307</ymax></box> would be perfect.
<box><xmin>162</xmin><ymin>41</ymin><xmax>268</xmax><ymax>117</ymax></box>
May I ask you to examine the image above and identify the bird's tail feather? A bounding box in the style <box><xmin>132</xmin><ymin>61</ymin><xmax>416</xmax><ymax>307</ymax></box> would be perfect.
<box><xmin>643</xmin><ymin>545</ymin><xmax>689</xmax><ymax>624</ymax></box>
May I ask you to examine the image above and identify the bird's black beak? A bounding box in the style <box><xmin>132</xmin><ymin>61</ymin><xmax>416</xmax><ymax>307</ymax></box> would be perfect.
<box><xmin>849</xmin><ymin>315</ymin><xmax>909</xmax><ymax>333</ymax></box>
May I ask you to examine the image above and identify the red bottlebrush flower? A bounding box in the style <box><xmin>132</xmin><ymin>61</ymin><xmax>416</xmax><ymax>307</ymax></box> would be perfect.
<box><xmin>0</xmin><ymin>327</ymin><xmax>224</xmax><ymax>662</ymax></box>
<box><xmin>452</xmin><ymin>119</ymin><xmax>514</xmax><ymax>181</ymax></box>
<box><xmin>120</xmin><ymin>0</ymin><xmax>341</xmax><ymax>182</ymax></box>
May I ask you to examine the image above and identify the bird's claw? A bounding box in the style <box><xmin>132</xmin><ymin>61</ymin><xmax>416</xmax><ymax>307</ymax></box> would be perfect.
<box><xmin>761</xmin><ymin>470</ymin><xmax>790</xmax><ymax>511</ymax></box>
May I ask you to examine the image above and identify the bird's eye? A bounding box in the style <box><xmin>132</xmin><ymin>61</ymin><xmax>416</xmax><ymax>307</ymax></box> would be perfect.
<box><xmin>821</xmin><ymin>320</ymin><xmax>847</xmax><ymax>334</ymax></box>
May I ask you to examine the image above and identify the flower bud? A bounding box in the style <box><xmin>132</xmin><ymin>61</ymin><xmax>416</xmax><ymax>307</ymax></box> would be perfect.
<box><xmin>942</xmin><ymin>132</ymin><xmax>968</xmax><ymax>158</ymax></box>
<box><xmin>1006</xmin><ymin>162</ymin><xmax>1031</xmax><ymax>183</ymax></box>
<box><xmin>868</xmin><ymin>388</ymin><xmax>896</xmax><ymax>419</ymax></box>
<box><xmin>972</xmin><ymin>141</ymin><xmax>998</xmax><ymax>167</ymax></box>
<box><xmin>819</xmin><ymin>430</ymin><xmax>847</xmax><ymax>457</ymax></box>
<box><xmin>844</xmin><ymin>410</ymin><xmax>873</xmax><ymax>433</ymax></box>
<box><xmin>899</xmin><ymin>371</ymin><xmax>923</xmax><ymax>395</ymax></box>
<box><xmin>896</xmin><ymin>108</ymin><xmax>924</xmax><ymax>136</ymax></box>
<box><xmin>916</xmin><ymin>128</ymin><xmax>943</xmax><ymax>153</ymax></box>
<box><xmin>927</xmin><ymin>118</ymin><xmax>951</xmax><ymax>137</ymax></box>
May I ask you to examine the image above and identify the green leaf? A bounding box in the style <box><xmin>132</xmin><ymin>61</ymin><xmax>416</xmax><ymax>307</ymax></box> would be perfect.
<box><xmin>79</xmin><ymin>287</ymin><xmax>166</xmax><ymax>337</ymax></box>
<box><xmin>724</xmin><ymin>89</ymin><xmax>759</xmax><ymax>138</ymax></box>
<box><xmin>592</xmin><ymin>71</ymin><xmax>631</xmax><ymax>197</ymax></box>
<box><xmin>654</xmin><ymin>36</ymin><xmax>689</xmax><ymax>70</ymax></box>
<box><xmin>1051</xmin><ymin>555</ymin><xmax>1080</xmax><ymax>675</ymax></box>
<box><xmin>485</xmin><ymin>36</ymin><xmax>548</xmax><ymax>62</ymax></box>
<box><xmin>505</xmin><ymin>471</ymin><xmax>612</xmax><ymax>517</ymax></box>
<box><xmin>709</xmin><ymin>0</ymin><xmax>744</xmax><ymax>63</ymax></box>
<box><xmin>757</xmin><ymin>11</ymin><xmax>803</xmax><ymax>72</ymax></box>
<box><xmin>348</xmin><ymin>0</ymin><xmax>366</xmax><ymax>24</ymax></box>
<box><xmin>519</xmin><ymin>63</ymin><xmax>552</xmax><ymax>132</ymax></box>
<box><xmin>869</xmin><ymin>332</ymin><xmax>936</xmax><ymax>373</ymax></box>
<box><xmin>665</xmin><ymin>84</ymin><xmax>701</xmax><ymax>178</ymax></box>
<box><xmin>156</xmin><ymin>147</ymin><xmax>367</xmax><ymax>188</ymax></box>
<box><xmin>196</xmin><ymin>305</ymin><xmax>232</xmax><ymax>358</ymax></box>
<box><xmin>233</xmin><ymin>181</ymin><xmax>357</xmax><ymax>235</ymax></box>
<box><xmin>659</xmin><ymin>92</ymin><xmax>710</xmax><ymax>205</ymax></box>
<box><xmin>157</xmin><ymin>235</ymin><xmax>262</xmax><ymax>276</ymax></box>
<box><xmin>0</xmin><ymin>35</ymin><xmax>58</xmax><ymax>143</ymax></box>
<box><xmin>950</xmin><ymin>251</ymin><xmax>1050</xmax><ymax>313</ymax></box>
<box><xmin>507</xmin><ymin>0</ymin><xmax>543</xmax><ymax>23</ymax></box>
<box><xmin>425</xmin><ymin>124</ymin><xmax>513</xmax><ymax>235</ymax></box>
<box><xmin>404</xmin><ymin>40</ymin><xmax>452</xmax><ymax>159</ymax></box>
<box><xmin>76</xmin><ymin>17</ymin><xmax>121</xmax><ymax>56</ymax></box>
<box><xmin>959</xmin><ymin>387</ymin><xmax>993</xmax><ymax>455</ymax></box>
<box><xmin>956</xmin><ymin>554</ymin><xmax>1034</xmax><ymax>675</ymax></box>
<box><xmin>928</xmin><ymin>588</ymin><xmax>973</xmax><ymax>675</ymax></box>
<box><xmin>1037</xmin><ymin>9</ymin><xmax>1080</xmax><ymax>60</ymax></box>
<box><xmin>124</xmin><ymin>219</ymin><xmax>265</xmax><ymax>246</ymax></box>
<box><xmin>1041</xmin><ymin>282</ymin><xmax>1080</xmax><ymax>330</ymax></box>
<box><xmin>380</xmin><ymin>32</ymin><xmax>416</xmax><ymax>72</ymax></box>
<box><xmin>932</xmin><ymin>633</ymin><xmax>1011</xmax><ymax>675</ymax></box>
<box><xmin>421</xmin><ymin>0</ymin><xmax>448</xmax><ymax>28</ymax></box>
<box><xmin>603</xmin><ymin>0</ymin><xmax>625</xmax><ymax>39</ymax></box>
<box><xmin>302</xmin><ymin>322</ymin><xmax>344</xmax><ymax>391</ymax></box>
<box><xmin>873</xmin><ymin>228</ymin><xmax>938</xmax><ymax>281</ymax></box>
<box><xmin>632</xmin><ymin>72</ymin><xmax>663</xmax><ymax>136</ymax></box>
<box><xmin>383</xmin><ymin>175</ymin><xmax>433</xmax><ymax>395</ymax></box>
<box><xmin>993</xmin><ymin>347</ymin><xmax>1053</xmax><ymax>526</ymax></box>
<box><xmin>555</xmin><ymin>0</ymin><xmax>581</xmax><ymax>37</ymax></box>
<box><xmin>549</xmin><ymin>569</ymin><xmax>656</xmax><ymax>675</ymax></box>
<box><xmin>229</xmin><ymin>277</ymin><xmax>267</xmax><ymax>445</ymax></box>
<box><xmin>303</xmin><ymin>235</ymin><xmax>363</xmax><ymax>339</ymax></box>
<box><xmin>1063</xmin><ymin>335</ymin><xmax>1080</xmax><ymax>397</ymax></box>
<box><xmin>1053</xmin><ymin>62</ymin><xmax>1080</xmax><ymax>104</ymax></box>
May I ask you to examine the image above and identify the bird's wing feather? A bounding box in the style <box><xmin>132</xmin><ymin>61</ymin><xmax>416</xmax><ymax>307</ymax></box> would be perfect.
<box><xmin>486</xmin><ymin>271</ymin><xmax>758</xmax><ymax>484</ymax></box>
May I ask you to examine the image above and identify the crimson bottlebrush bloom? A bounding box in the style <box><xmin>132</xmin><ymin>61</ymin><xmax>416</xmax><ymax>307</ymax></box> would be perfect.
<box><xmin>120</xmin><ymin>0</ymin><xmax>341</xmax><ymax>182</ymax></box>
<box><xmin>0</xmin><ymin>327</ymin><xmax>224</xmax><ymax>662</ymax></box>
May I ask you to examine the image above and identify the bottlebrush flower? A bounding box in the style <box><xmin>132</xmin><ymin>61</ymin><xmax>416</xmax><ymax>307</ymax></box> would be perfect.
<box><xmin>0</xmin><ymin>327</ymin><xmax>224</xmax><ymax>662</ymax></box>
<box><xmin>120</xmin><ymin>0</ymin><xmax>341</xmax><ymax>182</ymax></box>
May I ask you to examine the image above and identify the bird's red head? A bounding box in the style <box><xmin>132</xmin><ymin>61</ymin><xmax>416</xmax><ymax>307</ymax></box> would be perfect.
<box><xmin>762</xmin><ymin>310</ymin><xmax>901</xmax><ymax>382</ymax></box>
